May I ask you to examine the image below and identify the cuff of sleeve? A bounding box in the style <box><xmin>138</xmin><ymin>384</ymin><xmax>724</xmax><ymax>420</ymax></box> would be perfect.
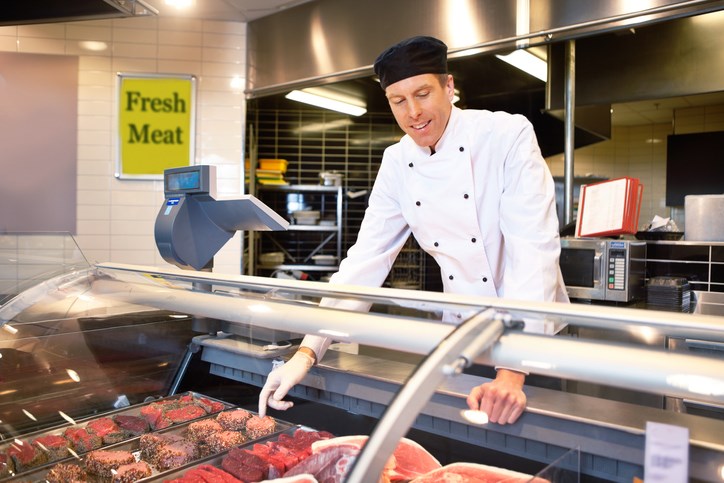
<box><xmin>296</xmin><ymin>347</ymin><xmax>317</xmax><ymax>366</ymax></box>
<box><xmin>495</xmin><ymin>366</ymin><xmax>530</xmax><ymax>376</ymax></box>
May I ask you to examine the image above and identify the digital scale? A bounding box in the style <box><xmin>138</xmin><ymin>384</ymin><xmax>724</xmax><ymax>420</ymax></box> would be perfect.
<box><xmin>154</xmin><ymin>164</ymin><xmax>295</xmax><ymax>361</ymax></box>
<box><xmin>155</xmin><ymin>165</ymin><xmax>289</xmax><ymax>271</ymax></box>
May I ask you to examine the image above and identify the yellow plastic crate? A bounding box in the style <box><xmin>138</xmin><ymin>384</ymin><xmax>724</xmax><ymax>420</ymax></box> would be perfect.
<box><xmin>258</xmin><ymin>158</ymin><xmax>288</xmax><ymax>172</ymax></box>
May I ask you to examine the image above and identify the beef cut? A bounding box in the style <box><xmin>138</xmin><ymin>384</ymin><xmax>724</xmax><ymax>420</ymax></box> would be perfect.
<box><xmin>409</xmin><ymin>462</ymin><xmax>544</xmax><ymax>483</ymax></box>
<box><xmin>283</xmin><ymin>443</ymin><xmax>360</xmax><ymax>482</ymax></box>
<box><xmin>310</xmin><ymin>435</ymin><xmax>440</xmax><ymax>481</ymax></box>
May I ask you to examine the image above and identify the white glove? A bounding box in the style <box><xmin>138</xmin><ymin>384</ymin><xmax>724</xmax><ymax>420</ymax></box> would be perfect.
<box><xmin>258</xmin><ymin>351</ymin><xmax>314</xmax><ymax>417</ymax></box>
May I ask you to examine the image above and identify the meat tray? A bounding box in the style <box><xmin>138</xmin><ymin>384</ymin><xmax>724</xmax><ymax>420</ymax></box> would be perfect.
<box><xmin>1</xmin><ymin>408</ymin><xmax>294</xmax><ymax>483</ymax></box>
<box><xmin>0</xmin><ymin>392</ymin><xmax>234</xmax><ymax>481</ymax></box>
<box><xmin>156</xmin><ymin>425</ymin><xmax>327</xmax><ymax>483</ymax></box>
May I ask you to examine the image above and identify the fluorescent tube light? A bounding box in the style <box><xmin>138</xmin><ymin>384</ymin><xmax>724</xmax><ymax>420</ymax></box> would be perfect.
<box><xmin>496</xmin><ymin>50</ymin><xmax>547</xmax><ymax>82</ymax></box>
<box><xmin>286</xmin><ymin>88</ymin><xmax>367</xmax><ymax>116</ymax></box>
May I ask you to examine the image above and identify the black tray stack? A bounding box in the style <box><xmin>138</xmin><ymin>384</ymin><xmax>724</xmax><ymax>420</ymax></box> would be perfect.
<box><xmin>646</xmin><ymin>276</ymin><xmax>691</xmax><ymax>312</ymax></box>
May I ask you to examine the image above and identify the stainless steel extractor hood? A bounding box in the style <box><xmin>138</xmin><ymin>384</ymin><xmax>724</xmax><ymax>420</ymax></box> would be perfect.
<box><xmin>0</xmin><ymin>0</ymin><xmax>157</xmax><ymax>26</ymax></box>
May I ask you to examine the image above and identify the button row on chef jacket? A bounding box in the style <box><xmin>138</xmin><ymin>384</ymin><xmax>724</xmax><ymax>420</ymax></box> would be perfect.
<box><xmin>416</xmin><ymin>193</ymin><xmax>471</xmax><ymax>206</ymax></box>
<box><xmin>447</xmin><ymin>274</ymin><xmax>489</xmax><ymax>282</ymax></box>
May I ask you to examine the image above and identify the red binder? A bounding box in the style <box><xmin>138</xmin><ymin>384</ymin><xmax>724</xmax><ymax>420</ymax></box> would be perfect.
<box><xmin>575</xmin><ymin>177</ymin><xmax>643</xmax><ymax>238</ymax></box>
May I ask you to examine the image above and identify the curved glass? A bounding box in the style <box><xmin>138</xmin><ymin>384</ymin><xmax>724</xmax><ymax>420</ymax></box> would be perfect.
<box><xmin>0</xmin><ymin>233</ymin><xmax>90</xmax><ymax>307</ymax></box>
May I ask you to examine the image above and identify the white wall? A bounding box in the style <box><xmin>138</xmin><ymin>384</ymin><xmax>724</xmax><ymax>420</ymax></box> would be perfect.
<box><xmin>0</xmin><ymin>16</ymin><xmax>247</xmax><ymax>274</ymax></box>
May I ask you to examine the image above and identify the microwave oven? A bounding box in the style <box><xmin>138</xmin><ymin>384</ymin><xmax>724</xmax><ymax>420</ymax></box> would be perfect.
<box><xmin>559</xmin><ymin>238</ymin><xmax>646</xmax><ymax>302</ymax></box>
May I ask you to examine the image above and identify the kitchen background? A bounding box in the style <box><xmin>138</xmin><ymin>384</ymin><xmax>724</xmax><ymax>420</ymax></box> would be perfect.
<box><xmin>1</xmin><ymin>1</ymin><xmax>723</xmax><ymax>296</ymax></box>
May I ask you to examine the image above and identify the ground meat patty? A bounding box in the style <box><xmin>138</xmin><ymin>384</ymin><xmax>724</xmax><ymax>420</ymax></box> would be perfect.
<box><xmin>154</xmin><ymin>439</ymin><xmax>198</xmax><ymax>471</ymax></box>
<box><xmin>84</xmin><ymin>450</ymin><xmax>135</xmax><ymax>478</ymax></box>
<box><xmin>45</xmin><ymin>462</ymin><xmax>88</xmax><ymax>483</ymax></box>
<box><xmin>204</xmin><ymin>431</ymin><xmax>247</xmax><ymax>455</ymax></box>
<box><xmin>0</xmin><ymin>452</ymin><xmax>15</xmax><ymax>479</ymax></box>
<box><xmin>216</xmin><ymin>409</ymin><xmax>252</xmax><ymax>431</ymax></box>
<box><xmin>187</xmin><ymin>419</ymin><xmax>224</xmax><ymax>443</ymax></box>
<box><xmin>110</xmin><ymin>461</ymin><xmax>152</xmax><ymax>483</ymax></box>
<box><xmin>244</xmin><ymin>416</ymin><xmax>276</xmax><ymax>439</ymax></box>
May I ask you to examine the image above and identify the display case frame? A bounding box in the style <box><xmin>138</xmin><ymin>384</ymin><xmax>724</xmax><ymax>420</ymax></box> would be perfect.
<box><xmin>2</xmin><ymin>261</ymin><xmax>724</xmax><ymax>481</ymax></box>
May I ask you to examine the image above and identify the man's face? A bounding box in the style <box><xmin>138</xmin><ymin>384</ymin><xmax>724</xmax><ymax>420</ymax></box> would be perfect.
<box><xmin>385</xmin><ymin>73</ymin><xmax>454</xmax><ymax>149</ymax></box>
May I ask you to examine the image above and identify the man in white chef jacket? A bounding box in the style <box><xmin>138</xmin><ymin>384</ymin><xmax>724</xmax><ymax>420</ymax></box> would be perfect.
<box><xmin>259</xmin><ymin>36</ymin><xmax>569</xmax><ymax>425</ymax></box>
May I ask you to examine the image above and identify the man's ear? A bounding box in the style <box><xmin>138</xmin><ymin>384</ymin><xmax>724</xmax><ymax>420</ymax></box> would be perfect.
<box><xmin>446</xmin><ymin>74</ymin><xmax>455</xmax><ymax>101</ymax></box>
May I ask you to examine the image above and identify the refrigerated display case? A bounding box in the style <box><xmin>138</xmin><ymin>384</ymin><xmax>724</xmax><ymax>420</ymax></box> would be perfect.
<box><xmin>2</xmin><ymin>248</ymin><xmax>724</xmax><ymax>481</ymax></box>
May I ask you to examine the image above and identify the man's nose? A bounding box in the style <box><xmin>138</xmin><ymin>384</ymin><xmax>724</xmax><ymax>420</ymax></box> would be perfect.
<box><xmin>407</xmin><ymin>99</ymin><xmax>422</xmax><ymax>118</ymax></box>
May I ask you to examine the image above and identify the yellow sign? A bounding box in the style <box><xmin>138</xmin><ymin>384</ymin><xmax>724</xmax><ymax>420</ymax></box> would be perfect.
<box><xmin>116</xmin><ymin>73</ymin><xmax>196</xmax><ymax>179</ymax></box>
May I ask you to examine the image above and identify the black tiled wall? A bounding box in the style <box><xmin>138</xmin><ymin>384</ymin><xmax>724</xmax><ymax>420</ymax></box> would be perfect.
<box><xmin>645</xmin><ymin>242</ymin><xmax>724</xmax><ymax>293</ymax></box>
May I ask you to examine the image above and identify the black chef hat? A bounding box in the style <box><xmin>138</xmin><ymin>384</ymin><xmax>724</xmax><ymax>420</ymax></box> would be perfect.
<box><xmin>374</xmin><ymin>36</ymin><xmax>448</xmax><ymax>90</ymax></box>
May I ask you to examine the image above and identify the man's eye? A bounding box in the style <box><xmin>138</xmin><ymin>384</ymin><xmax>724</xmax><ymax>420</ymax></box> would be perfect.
<box><xmin>392</xmin><ymin>98</ymin><xmax>405</xmax><ymax>106</ymax></box>
<box><xmin>417</xmin><ymin>91</ymin><xmax>430</xmax><ymax>98</ymax></box>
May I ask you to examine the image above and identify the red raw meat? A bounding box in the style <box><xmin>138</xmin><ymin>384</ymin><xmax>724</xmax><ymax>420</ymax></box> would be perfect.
<box><xmin>195</xmin><ymin>397</ymin><xmax>225</xmax><ymax>414</ymax></box>
<box><xmin>63</xmin><ymin>427</ymin><xmax>102</xmax><ymax>453</ymax></box>
<box><xmin>198</xmin><ymin>464</ymin><xmax>243</xmax><ymax>483</ymax></box>
<box><xmin>260</xmin><ymin>475</ymin><xmax>319</xmax><ymax>482</ymax></box>
<box><xmin>86</xmin><ymin>417</ymin><xmax>125</xmax><ymax>444</ymax></box>
<box><xmin>311</xmin><ymin>435</ymin><xmax>439</xmax><ymax>481</ymax></box>
<box><xmin>409</xmin><ymin>462</ymin><xmax>544</xmax><ymax>483</ymax></box>
<box><xmin>283</xmin><ymin>443</ymin><xmax>360</xmax><ymax>482</ymax></box>
<box><xmin>140</xmin><ymin>403</ymin><xmax>172</xmax><ymax>430</ymax></box>
<box><xmin>113</xmin><ymin>414</ymin><xmax>150</xmax><ymax>437</ymax></box>
<box><xmin>165</xmin><ymin>405</ymin><xmax>207</xmax><ymax>423</ymax></box>
<box><xmin>6</xmin><ymin>440</ymin><xmax>47</xmax><ymax>473</ymax></box>
<box><xmin>222</xmin><ymin>453</ymin><xmax>265</xmax><ymax>482</ymax></box>
<box><xmin>224</xmin><ymin>447</ymin><xmax>273</xmax><ymax>481</ymax></box>
<box><xmin>32</xmin><ymin>434</ymin><xmax>70</xmax><ymax>461</ymax></box>
<box><xmin>250</xmin><ymin>444</ymin><xmax>287</xmax><ymax>476</ymax></box>
<box><xmin>268</xmin><ymin>442</ymin><xmax>303</xmax><ymax>468</ymax></box>
<box><xmin>386</xmin><ymin>437</ymin><xmax>441</xmax><ymax>480</ymax></box>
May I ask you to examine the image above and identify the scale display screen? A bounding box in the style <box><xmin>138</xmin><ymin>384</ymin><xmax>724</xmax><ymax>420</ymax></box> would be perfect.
<box><xmin>164</xmin><ymin>165</ymin><xmax>212</xmax><ymax>195</ymax></box>
<box><xmin>167</xmin><ymin>171</ymin><xmax>200</xmax><ymax>191</ymax></box>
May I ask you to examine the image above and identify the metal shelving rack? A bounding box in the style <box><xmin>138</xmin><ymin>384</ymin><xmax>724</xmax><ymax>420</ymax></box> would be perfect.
<box><xmin>251</xmin><ymin>184</ymin><xmax>343</xmax><ymax>278</ymax></box>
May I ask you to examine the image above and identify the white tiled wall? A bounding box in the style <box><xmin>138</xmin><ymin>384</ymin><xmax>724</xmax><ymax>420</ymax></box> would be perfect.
<box><xmin>546</xmin><ymin>104</ymin><xmax>724</xmax><ymax>230</ymax></box>
<box><xmin>0</xmin><ymin>17</ymin><xmax>247</xmax><ymax>275</ymax></box>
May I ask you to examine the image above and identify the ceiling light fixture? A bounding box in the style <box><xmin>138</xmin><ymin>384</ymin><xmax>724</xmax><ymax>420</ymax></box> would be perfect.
<box><xmin>164</xmin><ymin>0</ymin><xmax>193</xmax><ymax>8</ymax></box>
<box><xmin>286</xmin><ymin>87</ymin><xmax>367</xmax><ymax>116</ymax></box>
<box><xmin>496</xmin><ymin>50</ymin><xmax>547</xmax><ymax>82</ymax></box>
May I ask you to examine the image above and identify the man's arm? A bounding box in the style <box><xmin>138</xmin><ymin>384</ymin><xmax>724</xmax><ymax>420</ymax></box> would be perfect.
<box><xmin>466</xmin><ymin>368</ymin><xmax>526</xmax><ymax>425</ymax></box>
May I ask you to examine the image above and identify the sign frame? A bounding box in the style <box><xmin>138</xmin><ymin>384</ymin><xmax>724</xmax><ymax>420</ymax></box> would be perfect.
<box><xmin>115</xmin><ymin>72</ymin><xmax>197</xmax><ymax>180</ymax></box>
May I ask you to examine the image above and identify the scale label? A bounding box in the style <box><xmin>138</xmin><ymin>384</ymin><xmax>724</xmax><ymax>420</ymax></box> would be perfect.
<box><xmin>644</xmin><ymin>421</ymin><xmax>689</xmax><ymax>482</ymax></box>
<box><xmin>164</xmin><ymin>197</ymin><xmax>180</xmax><ymax>215</ymax></box>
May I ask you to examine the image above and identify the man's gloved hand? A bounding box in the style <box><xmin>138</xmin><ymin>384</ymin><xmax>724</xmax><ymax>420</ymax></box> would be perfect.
<box><xmin>466</xmin><ymin>368</ymin><xmax>526</xmax><ymax>425</ymax></box>
<box><xmin>258</xmin><ymin>350</ymin><xmax>315</xmax><ymax>418</ymax></box>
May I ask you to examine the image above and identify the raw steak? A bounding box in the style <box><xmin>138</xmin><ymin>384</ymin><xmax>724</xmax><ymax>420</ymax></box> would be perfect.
<box><xmin>409</xmin><ymin>462</ymin><xmax>544</xmax><ymax>483</ymax></box>
<box><xmin>261</xmin><ymin>474</ymin><xmax>319</xmax><ymax>482</ymax></box>
<box><xmin>283</xmin><ymin>443</ymin><xmax>360</xmax><ymax>482</ymax></box>
<box><xmin>310</xmin><ymin>435</ymin><xmax>439</xmax><ymax>480</ymax></box>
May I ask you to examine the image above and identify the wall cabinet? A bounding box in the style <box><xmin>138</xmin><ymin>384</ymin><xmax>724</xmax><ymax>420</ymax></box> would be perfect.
<box><xmin>251</xmin><ymin>184</ymin><xmax>343</xmax><ymax>279</ymax></box>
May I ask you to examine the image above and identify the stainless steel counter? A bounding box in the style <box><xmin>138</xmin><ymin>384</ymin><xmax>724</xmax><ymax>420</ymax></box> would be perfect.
<box><xmin>197</xmin><ymin>335</ymin><xmax>724</xmax><ymax>482</ymax></box>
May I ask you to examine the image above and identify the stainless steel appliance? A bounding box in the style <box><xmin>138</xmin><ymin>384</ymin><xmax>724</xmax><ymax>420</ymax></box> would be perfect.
<box><xmin>560</xmin><ymin>238</ymin><xmax>646</xmax><ymax>302</ymax></box>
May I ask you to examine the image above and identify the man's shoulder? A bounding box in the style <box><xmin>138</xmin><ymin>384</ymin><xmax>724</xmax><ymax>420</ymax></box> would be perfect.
<box><xmin>459</xmin><ymin>108</ymin><xmax>530</xmax><ymax>126</ymax></box>
<box><xmin>457</xmin><ymin>108</ymin><xmax>533</xmax><ymax>140</ymax></box>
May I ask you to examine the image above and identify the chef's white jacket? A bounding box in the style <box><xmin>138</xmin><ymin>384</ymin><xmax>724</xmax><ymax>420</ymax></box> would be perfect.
<box><xmin>303</xmin><ymin>107</ymin><xmax>568</xmax><ymax>357</ymax></box>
